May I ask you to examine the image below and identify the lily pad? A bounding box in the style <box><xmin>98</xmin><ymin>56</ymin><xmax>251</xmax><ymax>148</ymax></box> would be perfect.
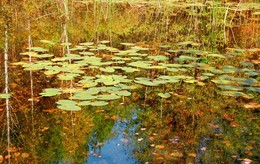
<box><xmin>218</xmin><ymin>91</ymin><xmax>254</xmax><ymax>99</ymax></box>
<box><xmin>56</xmin><ymin>100</ymin><xmax>81</xmax><ymax>111</ymax></box>
<box><xmin>40</xmin><ymin>88</ymin><xmax>62</xmax><ymax>97</ymax></box>
<box><xmin>158</xmin><ymin>92</ymin><xmax>171</xmax><ymax>99</ymax></box>
<box><xmin>27</xmin><ymin>47</ymin><xmax>48</xmax><ymax>52</ymax></box>
<box><xmin>79</xmin><ymin>101</ymin><xmax>109</xmax><ymax>106</ymax></box>
<box><xmin>97</xmin><ymin>94</ymin><xmax>121</xmax><ymax>100</ymax></box>
<box><xmin>245</xmin><ymin>87</ymin><xmax>260</xmax><ymax>93</ymax></box>
<box><xmin>218</xmin><ymin>85</ymin><xmax>244</xmax><ymax>91</ymax></box>
<box><xmin>0</xmin><ymin>94</ymin><xmax>11</xmax><ymax>99</ymax></box>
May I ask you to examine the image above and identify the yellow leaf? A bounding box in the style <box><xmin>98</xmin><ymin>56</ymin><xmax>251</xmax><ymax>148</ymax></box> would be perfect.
<box><xmin>170</xmin><ymin>152</ymin><xmax>183</xmax><ymax>157</ymax></box>
<box><xmin>21</xmin><ymin>153</ymin><xmax>29</xmax><ymax>158</ymax></box>
<box><xmin>155</xmin><ymin>145</ymin><xmax>165</xmax><ymax>149</ymax></box>
<box><xmin>244</xmin><ymin>103</ymin><xmax>260</xmax><ymax>109</ymax></box>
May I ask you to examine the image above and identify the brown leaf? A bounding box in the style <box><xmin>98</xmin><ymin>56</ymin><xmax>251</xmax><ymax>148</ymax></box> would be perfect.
<box><xmin>244</xmin><ymin>103</ymin><xmax>260</xmax><ymax>109</ymax></box>
<box><xmin>230</xmin><ymin>122</ymin><xmax>239</xmax><ymax>127</ymax></box>
<box><xmin>6</xmin><ymin>147</ymin><xmax>17</xmax><ymax>152</ymax></box>
<box><xmin>21</xmin><ymin>153</ymin><xmax>29</xmax><ymax>158</ymax></box>
<box><xmin>14</xmin><ymin>153</ymin><xmax>20</xmax><ymax>158</ymax></box>
<box><xmin>4</xmin><ymin>155</ymin><xmax>11</xmax><ymax>159</ymax></box>
<box><xmin>251</xmin><ymin>60</ymin><xmax>260</xmax><ymax>64</ymax></box>
<box><xmin>155</xmin><ymin>145</ymin><xmax>165</xmax><ymax>149</ymax></box>
<box><xmin>170</xmin><ymin>152</ymin><xmax>183</xmax><ymax>157</ymax></box>
<box><xmin>43</xmin><ymin>109</ymin><xmax>56</xmax><ymax>113</ymax></box>
<box><xmin>188</xmin><ymin>153</ymin><xmax>197</xmax><ymax>157</ymax></box>
<box><xmin>242</xmin><ymin>158</ymin><xmax>252</xmax><ymax>164</ymax></box>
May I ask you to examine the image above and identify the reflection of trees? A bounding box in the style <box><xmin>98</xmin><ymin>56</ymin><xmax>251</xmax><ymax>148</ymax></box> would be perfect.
<box><xmin>0</xmin><ymin>1</ymin><xmax>259</xmax><ymax>163</ymax></box>
<box><xmin>129</xmin><ymin>83</ymin><xmax>259</xmax><ymax>163</ymax></box>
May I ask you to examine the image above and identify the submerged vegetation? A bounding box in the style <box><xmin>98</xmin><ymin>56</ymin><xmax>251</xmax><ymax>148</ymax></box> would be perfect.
<box><xmin>0</xmin><ymin>0</ymin><xmax>259</xmax><ymax>163</ymax></box>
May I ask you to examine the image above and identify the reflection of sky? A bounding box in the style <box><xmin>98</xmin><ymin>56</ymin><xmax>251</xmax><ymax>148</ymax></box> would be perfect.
<box><xmin>87</xmin><ymin>110</ymin><xmax>139</xmax><ymax>164</ymax></box>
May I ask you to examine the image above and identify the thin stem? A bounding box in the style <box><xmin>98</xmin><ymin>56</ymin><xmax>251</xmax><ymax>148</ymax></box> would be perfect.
<box><xmin>223</xmin><ymin>6</ymin><xmax>229</xmax><ymax>44</ymax></box>
<box><xmin>28</xmin><ymin>18</ymin><xmax>35</xmax><ymax>133</ymax></box>
<box><xmin>4</xmin><ymin>22</ymin><xmax>11</xmax><ymax>164</ymax></box>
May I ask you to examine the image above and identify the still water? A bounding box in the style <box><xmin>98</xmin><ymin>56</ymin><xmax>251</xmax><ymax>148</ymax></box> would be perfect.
<box><xmin>0</xmin><ymin>1</ymin><xmax>259</xmax><ymax>163</ymax></box>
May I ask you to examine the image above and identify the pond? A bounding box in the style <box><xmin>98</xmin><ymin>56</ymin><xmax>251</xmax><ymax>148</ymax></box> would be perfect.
<box><xmin>0</xmin><ymin>1</ymin><xmax>260</xmax><ymax>163</ymax></box>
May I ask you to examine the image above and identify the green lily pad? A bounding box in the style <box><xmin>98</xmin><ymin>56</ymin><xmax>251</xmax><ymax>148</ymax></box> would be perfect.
<box><xmin>235</xmin><ymin>78</ymin><xmax>258</xmax><ymax>85</ymax></box>
<box><xmin>166</xmin><ymin>68</ymin><xmax>179</xmax><ymax>72</ymax></box>
<box><xmin>114</xmin><ymin>90</ymin><xmax>131</xmax><ymax>96</ymax></box>
<box><xmin>58</xmin><ymin>73</ymin><xmax>80</xmax><ymax>80</ymax></box>
<box><xmin>134</xmin><ymin>77</ymin><xmax>159</xmax><ymax>86</ymax></box>
<box><xmin>148</xmin><ymin>55</ymin><xmax>168</xmax><ymax>61</ymax></box>
<box><xmin>218</xmin><ymin>85</ymin><xmax>244</xmax><ymax>91</ymax></box>
<box><xmin>20</xmin><ymin>51</ymin><xmax>40</xmax><ymax>57</ymax></box>
<box><xmin>218</xmin><ymin>91</ymin><xmax>254</xmax><ymax>99</ymax></box>
<box><xmin>0</xmin><ymin>94</ymin><xmax>11</xmax><ymax>99</ymax></box>
<box><xmin>79</xmin><ymin>101</ymin><xmax>109</xmax><ymax>106</ymax></box>
<box><xmin>56</xmin><ymin>100</ymin><xmax>81</xmax><ymax>111</ymax></box>
<box><xmin>27</xmin><ymin>47</ymin><xmax>48</xmax><ymax>52</ymax></box>
<box><xmin>212</xmin><ymin>79</ymin><xmax>233</xmax><ymax>85</ymax></box>
<box><xmin>79</xmin><ymin>51</ymin><xmax>95</xmax><ymax>56</ymax></box>
<box><xmin>245</xmin><ymin>87</ymin><xmax>260</xmax><ymax>93</ymax></box>
<box><xmin>40</xmin><ymin>40</ymin><xmax>56</xmax><ymax>45</ymax></box>
<box><xmin>120</xmin><ymin>43</ymin><xmax>135</xmax><ymax>46</ymax></box>
<box><xmin>100</xmin><ymin>67</ymin><xmax>115</xmax><ymax>73</ymax></box>
<box><xmin>40</xmin><ymin>88</ymin><xmax>62</xmax><ymax>97</ymax></box>
<box><xmin>79</xmin><ymin>42</ymin><xmax>94</xmax><ymax>46</ymax></box>
<box><xmin>97</xmin><ymin>94</ymin><xmax>121</xmax><ymax>100</ymax></box>
<box><xmin>207</xmin><ymin>53</ymin><xmax>226</xmax><ymax>58</ymax></box>
<box><xmin>223</xmin><ymin>66</ymin><xmax>240</xmax><ymax>73</ymax></box>
<box><xmin>70</xmin><ymin>92</ymin><xmax>97</xmax><ymax>100</ymax></box>
<box><xmin>158</xmin><ymin>92</ymin><xmax>171</xmax><ymax>99</ymax></box>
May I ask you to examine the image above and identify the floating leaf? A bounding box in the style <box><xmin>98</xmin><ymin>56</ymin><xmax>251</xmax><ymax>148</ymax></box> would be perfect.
<box><xmin>70</xmin><ymin>92</ymin><xmax>97</xmax><ymax>100</ymax></box>
<box><xmin>218</xmin><ymin>91</ymin><xmax>253</xmax><ymax>99</ymax></box>
<box><xmin>207</xmin><ymin>53</ymin><xmax>226</xmax><ymax>58</ymax></box>
<box><xmin>245</xmin><ymin>87</ymin><xmax>260</xmax><ymax>93</ymax></box>
<box><xmin>114</xmin><ymin>90</ymin><xmax>131</xmax><ymax>96</ymax></box>
<box><xmin>56</xmin><ymin>100</ymin><xmax>81</xmax><ymax>111</ymax></box>
<box><xmin>223</xmin><ymin>66</ymin><xmax>240</xmax><ymax>73</ymax></box>
<box><xmin>27</xmin><ymin>47</ymin><xmax>48</xmax><ymax>52</ymax></box>
<box><xmin>134</xmin><ymin>77</ymin><xmax>159</xmax><ymax>86</ymax></box>
<box><xmin>244</xmin><ymin>102</ymin><xmax>260</xmax><ymax>109</ymax></box>
<box><xmin>158</xmin><ymin>92</ymin><xmax>171</xmax><ymax>99</ymax></box>
<box><xmin>79</xmin><ymin>101</ymin><xmax>109</xmax><ymax>106</ymax></box>
<box><xmin>218</xmin><ymin>85</ymin><xmax>244</xmax><ymax>91</ymax></box>
<box><xmin>58</xmin><ymin>73</ymin><xmax>80</xmax><ymax>80</ymax></box>
<box><xmin>79</xmin><ymin>51</ymin><xmax>95</xmax><ymax>56</ymax></box>
<box><xmin>212</xmin><ymin>79</ymin><xmax>233</xmax><ymax>85</ymax></box>
<box><xmin>40</xmin><ymin>40</ymin><xmax>56</xmax><ymax>45</ymax></box>
<box><xmin>97</xmin><ymin>94</ymin><xmax>120</xmax><ymax>100</ymax></box>
<box><xmin>148</xmin><ymin>55</ymin><xmax>168</xmax><ymax>61</ymax></box>
<box><xmin>99</xmin><ymin>67</ymin><xmax>115</xmax><ymax>73</ymax></box>
<box><xmin>40</xmin><ymin>88</ymin><xmax>62</xmax><ymax>97</ymax></box>
<box><xmin>235</xmin><ymin>78</ymin><xmax>258</xmax><ymax>85</ymax></box>
<box><xmin>99</xmin><ymin>40</ymin><xmax>110</xmax><ymax>44</ymax></box>
<box><xmin>120</xmin><ymin>43</ymin><xmax>135</xmax><ymax>46</ymax></box>
<box><xmin>0</xmin><ymin>94</ymin><xmax>11</xmax><ymax>99</ymax></box>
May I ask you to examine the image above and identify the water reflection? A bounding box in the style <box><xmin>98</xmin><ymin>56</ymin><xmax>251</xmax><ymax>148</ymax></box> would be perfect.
<box><xmin>0</xmin><ymin>1</ymin><xmax>259</xmax><ymax>164</ymax></box>
<box><xmin>87</xmin><ymin>110</ymin><xmax>139</xmax><ymax>164</ymax></box>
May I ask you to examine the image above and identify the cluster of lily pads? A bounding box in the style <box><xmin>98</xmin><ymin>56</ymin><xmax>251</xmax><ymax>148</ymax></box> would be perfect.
<box><xmin>13</xmin><ymin>40</ymin><xmax>259</xmax><ymax>110</ymax></box>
